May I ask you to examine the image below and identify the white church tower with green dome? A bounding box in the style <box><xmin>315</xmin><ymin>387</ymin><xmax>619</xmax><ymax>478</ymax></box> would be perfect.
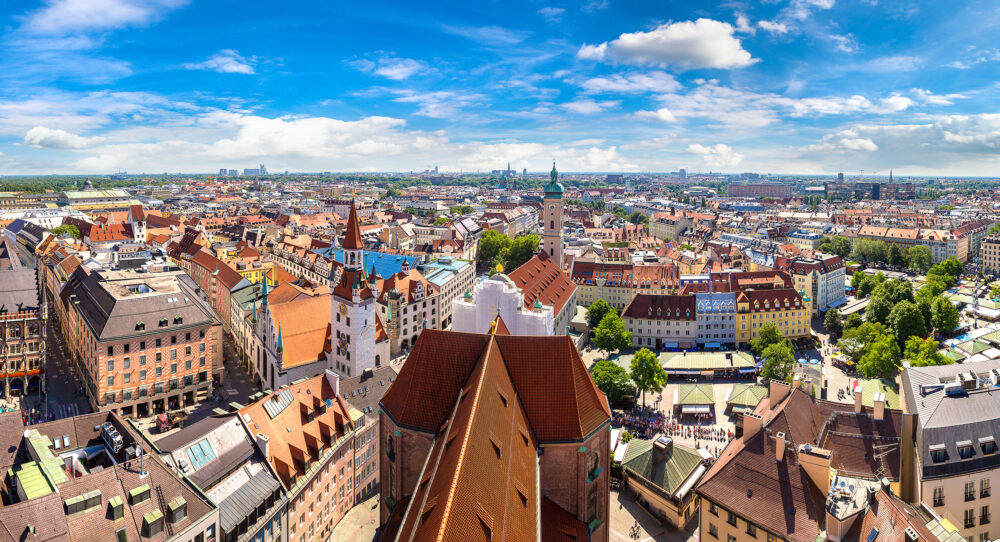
<box><xmin>542</xmin><ymin>160</ymin><xmax>564</xmax><ymax>264</ymax></box>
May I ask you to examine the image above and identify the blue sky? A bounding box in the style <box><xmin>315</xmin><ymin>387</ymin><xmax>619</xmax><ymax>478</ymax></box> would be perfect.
<box><xmin>2</xmin><ymin>0</ymin><xmax>1000</xmax><ymax>175</ymax></box>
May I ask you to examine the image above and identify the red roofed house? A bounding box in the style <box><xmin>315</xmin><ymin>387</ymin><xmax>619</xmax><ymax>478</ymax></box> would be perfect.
<box><xmin>378</xmin><ymin>325</ymin><xmax>612</xmax><ymax>541</ymax></box>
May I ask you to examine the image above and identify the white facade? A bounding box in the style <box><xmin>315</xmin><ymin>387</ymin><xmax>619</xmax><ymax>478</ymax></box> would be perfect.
<box><xmin>328</xmin><ymin>266</ymin><xmax>381</xmax><ymax>378</ymax></box>
<box><xmin>452</xmin><ymin>275</ymin><xmax>553</xmax><ymax>336</ymax></box>
<box><xmin>0</xmin><ymin>208</ymin><xmax>91</xmax><ymax>230</ymax></box>
<box><xmin>542</xmin><ymin>194</ymin><xmax>563</xmax><ymax>263</ymax></box>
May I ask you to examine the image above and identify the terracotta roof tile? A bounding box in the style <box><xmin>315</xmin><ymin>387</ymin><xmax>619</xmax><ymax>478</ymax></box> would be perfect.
<box><xmin>507</xmin><ymin>251</ymin><xmax>576</xmax><ymax>315</ymax></box>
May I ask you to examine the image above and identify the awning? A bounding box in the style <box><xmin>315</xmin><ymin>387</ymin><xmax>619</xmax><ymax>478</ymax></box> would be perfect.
<box><xmin>680</xmin><ymin>342</ymin><xmax>695</xmax><ymax>349</ymax></box>
<box><xmin>668</xmin><ymin>369</ymin><xmax>700</xmax><ymax>375</ymax></box>
<box><xmin>682</xmin><ymin>405</ymin><xmax>711</xmax><ymax>414</ymax></box>
<box><xmin>738</xmin><ymin>367</ymin><xmax>757</xmax><ymax>374</ymax></box>
<box><xmin>700</xmin><ymin>370</ymin><xmax>715</xmax><ymax>377</ymax></box>
<box><xmin>704</xmin><ymin>342</ymin><xmax>722</xmax><ymax>348</ymax></box>
<box><xmin>730</xmin><ymin>405</ymin><xmax>748</xmax><ymax>413</ymax></box>
<box><xmin>663</xmin><ymin>342</ymin><xmax>679</xmax><ymax>348</ymax></box>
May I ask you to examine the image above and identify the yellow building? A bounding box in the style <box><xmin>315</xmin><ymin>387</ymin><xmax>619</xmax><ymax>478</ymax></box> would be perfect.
<box><xmin>223</xmin><ymin>257</ymin><xmax>277</xmax><ymax>286</ymax></box>
<box><xmin>735</xmin><ymin>288</ymin><xmax>811</xmax><ymax>347</ymax></box>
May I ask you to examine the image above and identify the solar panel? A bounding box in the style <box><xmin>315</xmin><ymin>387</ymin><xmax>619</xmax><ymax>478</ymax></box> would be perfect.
<box><xmin>867</xmin><ymin>527</ymin><xmax>879</xmax><ymax>542</ymax></box>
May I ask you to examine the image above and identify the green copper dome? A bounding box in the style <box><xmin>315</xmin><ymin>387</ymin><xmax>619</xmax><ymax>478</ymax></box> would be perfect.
<box><xmin>545</xmin><ymin>160</ymin><xmax>564</xmax><ymax>198</ymax></box>
<box><xmin>533</xmin><ymin>297</ymin><xmax>543</xmax><ymax>309</ymax></box>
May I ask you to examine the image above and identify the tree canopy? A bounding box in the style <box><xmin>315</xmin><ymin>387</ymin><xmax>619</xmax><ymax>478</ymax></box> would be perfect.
<box><xmin>904</xmin><ymin>337</ymin><xmax>952</xmax><ymax>368</ymax></box>
<box><xmin>586</xmin><ymin>299</ymin><xmax>614</xmax><ymax>327</ymax></box>
<box><xmin>590</xmin><ymin>360</ymin><xmax>634</xmax><ymax>404</ymax></box>
<box><xmin>888</xmin><ymin>301</ymin><xmax>927</xmax><ymax>348</ymax></box>
<box><xmin>759</xmin><ymin>342</ymin><xmax>795</xmax><ymax>382</ymax></box>
<box><xmin>592</xmin><ymin>312</ymin><xmax>632</xmax><ymax>355</ymax></box>
<box><xmin>907</xmin><ymin>246</ymin><xmax>933</xmax><ymax>273</ymax></box>
<box><xmin>629</xmin><ymin>348</ymin><xmax>666</xmax><ymax>407</ymax></box>
<box><xmin>930</xmin><ymin>296</ymin><xmax>960</xmax><ymax>335</ymax></box>
<box><xmin>750</xmin><ymin>323</ymin><xmax>784</xmax><ymax>356</ymax></box>
<box><xmin>824</xmin><ymin>309</ymin><xmax>843</xmax><ymax>338</ymax></box>
<box><xmin>887</xmin><ymin>243</ymin><xmax>905</xmax><ymax>266</ymax></box>
<box><xmin>857</xmin><ymin>334</ymin><xmax>901</xmax><ymax>379</ymax></box>
<box><xmin>818</xmin><ymin>236</ymin><xmax>851</xmax><ymax>258</ymax></box>
<box><xmin>50</xmin><ymin>224</ymin><xmax>80</xmax><ymax>239</ymax></box>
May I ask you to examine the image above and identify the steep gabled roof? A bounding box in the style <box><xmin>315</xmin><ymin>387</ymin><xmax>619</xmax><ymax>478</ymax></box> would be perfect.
<box><xmin>507</xmin><ymin>250</ymin><xmax>576</xmax><ymax>315</ymax></box>
<box><xmin>342</xmin><ymin>204</ymin><xmax>364</xmax><ymax>250</ymax></box>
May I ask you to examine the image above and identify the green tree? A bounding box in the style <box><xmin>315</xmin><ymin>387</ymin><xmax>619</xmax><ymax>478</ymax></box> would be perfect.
<box><xmin>750</xmin><ymin>323</ymin><xmax>784</xmax><ymax>356</ymax></box>
<box><xmin>930</xmin><ymin>296</ymin><xmax>960</xmax><ymax>335</ymax></box>
<box><xmin>384</xmin><ymin>187</ymin><xmax>401</xmax><ymax>199</ymax></box>
<box><xmin>505</xmin><ymin>234</ymin><xmax>540</xmax><ymax>270</ymax></box>
<box><xmin>916</xmin><ymin>296</ymin><xmax>934</xmax><ymax>331</ymax></box>
<box><xmin>839</xmin><ymin>322</ymin><xmax>891</xmax><ymax>362</ymax></box>
<box><xmin>627</xmin><ymin>211</ymin><xmax>648</xmax><ymax>225</ymax></box>
<box><xmin>759</xmin><ymin>342</ymin><xmax>795</xmax><ymax>382</ymax></box>
<box><xmin>907</xmin><ymin>245</ymin><xmax>933</xmax><ymax>273</ymax></box>
<box><xmin>844</xmin><ymin>313</ymin><xmax>863</xmax><ymax>331</ymax></box>
<box><xmin>872</xmin><ymin>279</ymin><xmax>914</xmax><ymax>305</ymax></box>
<box><xmin>904</xmin><ymin>337</ymin><xmax>952</xmax><ymax>367</ymax></box>
<box><xmin>50</xmin><ymin>224</ymin><xmax>80</xmax><ymax>239</ymax></box>
<box><xmin>888</xmin><ymin>301</ymin><xmax>927</xmax><ymax>348</ymax></box>
<box><xmin>477</xmin><ymin>230</ymin><xmax>510</xmax><ymax>270</ymax></box>
<box><xmin>403</xmin><ymin>206</ymin><xmax>418</xmax><ymax>215</ymax></box>
<box><xmin>433</xmin><ymin>216</ymin><xmax>448</xmax><ymax>226</ymax></box>
<box><xmin>851</xmin><ymin>238</ymin><xmax>887</xmax><ymax>263</ymax></box>
<box><xmin>865</xmin><ymin>294</ymin><xmax>894</xmax><ymax>325</ymax></box>
<box><xmin>887</xmin><ymin>243</ymin><xmax>905</xmax><ymax>266</ymax></box>
<box><xmin>629</xmin><ymin>348</ymin><xmax>666</xmax><ymax>407</ymax></box>
<box><xmin>857</xmin><ymin>334</ymin><xmax>901</xmax><ymax>379</ymax></box>
<box><xmin>451</xmin><ymin>204</ymin><xmax>474</xmax><ymax>215</ymax></box>
<box><xmin>592</xmin><ymin>312</ymin><xmax>632</xmax><ymax>355</ymax></box>
<box><xmin>587</xmin><ymin>299</ymin><xmax>614</xmax><ymax>327</ymax></box>
<box><xmin>990</xmin><ymin>223</ymin><xmax>1000</xmax><ymax>235</ymax></box>
<box><xmin>824</xmin><ymin>309</ymin><xmax>843</xmax><ymax>337</ymax></box>
<box><xmin>612</xmin><ymin>207</ymin><xmax>628</xmax><ymax>220</ymax></box>
<box><xmin>590</xmin><ymin>360</ymin><xmax>634</xmax><ymax>404</ymax></box>
<box><xmin>819</xmin><ymin>236</ymin><xmax>851</xmax><ymax>258</ymax></box>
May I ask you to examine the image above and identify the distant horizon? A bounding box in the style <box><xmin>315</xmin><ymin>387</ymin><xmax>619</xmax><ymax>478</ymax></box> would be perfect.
<box><xmin>2</xmin><ymin>1</ymin><xmax>999</xmax><ymax>175</ymax></box>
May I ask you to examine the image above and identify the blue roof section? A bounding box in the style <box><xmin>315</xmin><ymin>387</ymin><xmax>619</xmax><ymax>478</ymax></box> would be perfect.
<box><xmin>318</xmin><ymin>248</ymin><xmax>419</xmax><ymax>277</ymax></box>
<box><xmin>422</xmin><ymin>258</ymin><xmax>472</xmax><ymax>287</ymax></box>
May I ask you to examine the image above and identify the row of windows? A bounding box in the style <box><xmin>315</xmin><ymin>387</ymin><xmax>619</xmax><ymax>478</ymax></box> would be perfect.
<box><xmin>105</xmin><ymin>358</ymin><xmax>206</xmax><ymax>386</ymax></box>
<box><xmin>107</xmin><ymin>347</ymin><xmax>205</xmax><ymax>371</ymax></box>
<box><xmin>105</xmin><ymin>330</ymin><xmax>207</xmax><ymax>356</ymax></box>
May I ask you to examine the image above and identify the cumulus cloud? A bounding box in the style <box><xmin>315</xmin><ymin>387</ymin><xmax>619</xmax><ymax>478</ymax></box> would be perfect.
<box><xmin>20</xmin><ymin>0</ymin><xmax>188</xmax><ymax>35</ymax></box>
<box><xmin>685</xmin><ymin>143</ymin><xmax>744</xmax><ymax>168</ymax></box>
<box><xmin>537</xmin><ymin>7</ymin><xmax>565</xmax><ymax>22</ymax></box>
<box><xmin>634</xmin><ymin>108</ymin><xmax>677</xmax><ymax>123</ymax></box>
<box><xmin>24</xmin><ymin>126</ymin><xmax>104</xmax><ymax>149</ymax></box>
<box><xmin>578</xmin><ymin>71</ymin><xmax>680</xmax><ymax>94</ymax></box>
<box><xmin>560</xmin><ymin>99</ymin><xmax>620</xmax><ymax>114</ymax></box>
<box><xmin>391</xmin><ymin>90</ymin><xmax>484</xmax><ymax>118</ymax></box>
<box><xmin>872</xmin><ymin>95</ymin><xmax>915</xmax><ymax>113</ymax></box>
<box><xmin>184</xmin><ymin>49</ymin><xmax>256</xmax><ymax>74</ymax></box>
<box><xmin>734</xmin><ymin>13</ymin><xmax>755</xmax><ymax>35</ymax></box>
<box><xmin>577</xmin><ymin>18</ymin><xmax>757</xmax><ymax>70</ymax></box>
<box><xmin>349</xmin><ymin>53</ymin><xmax>428</xmax><ymax>80</ymax></box>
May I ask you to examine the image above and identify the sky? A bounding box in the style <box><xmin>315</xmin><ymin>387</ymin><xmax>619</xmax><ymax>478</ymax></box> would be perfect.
<box><xmin>2</xmin><ymin>0</ymin><xmax>1000</xmax><ymax>175</ymax></box>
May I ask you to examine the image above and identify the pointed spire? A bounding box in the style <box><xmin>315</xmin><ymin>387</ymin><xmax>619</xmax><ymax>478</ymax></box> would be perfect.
<box><xmin>889</xmin><ymin>169</ymin><xmax>893</xmax><ymax>183</ymax></box>
<box><xmin>276</xmin><ymin>324</ymin><xmax>283</xmax><ymax>351</ymax></box>
<box><xmin>261</xmin><ymin>275</ymin><xmax>269</xmax><ymax>304</ymax></box>
<box><xmin>343</xmin><ymin>204</ymin><xmax>364</xmax><ymax>251</ymax></box>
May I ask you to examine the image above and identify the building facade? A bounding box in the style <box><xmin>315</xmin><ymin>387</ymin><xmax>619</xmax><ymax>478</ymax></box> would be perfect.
<box><xmin>452</xmin><ymin>274</ymin><xmax>554</xmax><ymax>336</ymax></box>
<box><xmin>541</xmin><ymin>161</ymin><xmax>564</xmax><ymax>264</ymax></box>
<box><xmin>623</xmin><ymin>294</ymin><xmax>697</xmax><ymax>350</ymax></box>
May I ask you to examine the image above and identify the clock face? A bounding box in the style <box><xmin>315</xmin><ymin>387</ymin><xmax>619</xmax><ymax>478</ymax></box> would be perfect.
<box><xmin>339</xmin><ymin>302</ymin><xmax>347</xmax><ymax>315</ymax></box>
<box><xmin>548</xmin><ymin>204</ymin><xmax>555</xmax><ymax>211</ymax></box>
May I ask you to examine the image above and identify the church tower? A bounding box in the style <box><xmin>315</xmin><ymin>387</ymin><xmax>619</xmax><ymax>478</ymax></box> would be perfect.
<box><xmin>542</xmin><ymin>160</ymin><xmax>564</xmax><ymax>264</ymax></box>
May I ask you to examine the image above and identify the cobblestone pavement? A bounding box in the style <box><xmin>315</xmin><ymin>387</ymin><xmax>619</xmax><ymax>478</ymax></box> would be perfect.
<box><xmin>28</xmin><ymin>308</ymin><xmax>91</xmax><ymax>423</ymax></box>
<box><xmin>329</xmin><ymin>496</ymin><xmax>380</xmax><ymax>542</ymax></box>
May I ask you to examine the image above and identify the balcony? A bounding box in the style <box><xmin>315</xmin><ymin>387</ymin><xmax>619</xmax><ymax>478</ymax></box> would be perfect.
<box><xmin>983</xmin><ymin>488</ymin><xmax>992</xmax><ymax>499</ymax></box>
<box><xmin>981</xmin><ymin>514</ymin><xmax>991</xmax><ymax>525</ymax></box>
<box><xmin>965</xmin><ymin>492</ymin><xmax>976</xmax><ymax>502</ymax></box>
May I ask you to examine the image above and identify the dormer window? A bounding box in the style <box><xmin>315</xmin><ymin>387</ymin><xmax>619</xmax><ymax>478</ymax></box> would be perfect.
<box><xmin>159</xmin><ymin>318</ymin><xmax>168</xmax><ymax>327</ymax></box>
<box><xmin>930</xmin><ymin>444</ymin><xmax>947</xmax><ymax>463</ymax></box>
<box><xmin>136</xmin><ymin>321</ymin><xmax>145</xmax><ymax>331</ymax></box>
<box><xmin>958</xmin><ymin>441</ymin><xmax>974</xmax><ymax>460</ymax></box>
<box><xmin>173</xmin><ymin>316</ymin><xmax>183</xmax><ymax>324</ymax></box>
<box><xmin>982</xmin><ymin>437</ymin><xmax>997</xmax><ymax>456</ymax></box>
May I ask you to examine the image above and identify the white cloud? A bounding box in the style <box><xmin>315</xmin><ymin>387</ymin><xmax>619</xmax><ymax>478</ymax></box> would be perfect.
<box><xmin>442</xmin><ymin>25</ymin><xmax>531</xmax><ymax>46</ymax></box>
<box><xmin>863</xmin><ymin>55</ymin><xmax>922</xmax><ymax>72</ymax></box>
<box><xmin>734</xmin><ymin>13</ymin><xmax>755</xmax><ymax>35</ymax></box>
<box><xmin>560</xmin><ymin>99</ymin><xmax>620</xmax><ymax>114</ymax></box>
<box><xmin>538</xmin><ymin>7</ymin><xmax>565</xmax><ymax>22</ymax></box>
<box><xmin>183</xmin><ymin>50</ymin><xmax>256</xmax><ymax>74</ymax></box>
<box><xmin>392</xmin><ymin>90</ymin><xmax>484</xmax><ymax>118</ymax></box>
<box><xmin>913</xmin><ymin>88</ymin><xmax>964</xmax><ymax>105</ymax></box>
<box><xmin>873</xmin><ymin>95</ymin><xmax>914</xmax><ymax>113</ymax></box>
<box><xmin>578</xmin><ymin>71</ymin><xmax>680</xmax><ymax>94</ymax></box>
<box><xmin>349</xmin><ymin>53</ymin><xmax>428</xmax><ymax>80</ymax></box>
<box><xmin>576</xmin><ymin>18</ymin><xmax>757</xmax><ymax>70</ymax></box>
<box><xmin>582</xmin><ymin>0</ymin><xmax>609</xmax><ymax>12</ymax></box>
<box><xmin>20</xmin><ymin>0</ymin><xmax>188</xmax><ymax>35</ymax></box>
<box><xmin>685</xmin><ymin>143</ymin><xmax>744</xmax><ymax>168</ymax></box>
<box><xmin>757</xmin><ymin>20</ymin><xmax>789</xmax><ymax>34</ymax></box>
<box><xmin>831</xmin><ymin>34</ymin><xmax>856</xmax><ymax>53</ymax></box>
<box><xmin>24</xmin><ymin>126</ymin><xmax>104</xmax><ymax>149</ymax></box>
<box><xmin>634</xmin><ymin>108</ymin><xmax>678</xmax><ymax>123</ymax></box>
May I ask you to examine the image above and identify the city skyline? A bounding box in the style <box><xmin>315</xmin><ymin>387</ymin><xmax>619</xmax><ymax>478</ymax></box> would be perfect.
<box><xmin>2</xmin><ymin>0</ymin><xmax>1000</xmax><ymax>175</ymax></box>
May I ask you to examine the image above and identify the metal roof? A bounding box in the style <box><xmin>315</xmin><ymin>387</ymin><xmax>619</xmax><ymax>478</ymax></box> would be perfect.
<box><xmin>263</xmin><ymin>389</ymin><xmax>294</xmax><ymax>419</ymax></box>
<box><xmin>218</xmin><ymin>470</ymin><xmax>282</xmax><ymax>532</ymax></box>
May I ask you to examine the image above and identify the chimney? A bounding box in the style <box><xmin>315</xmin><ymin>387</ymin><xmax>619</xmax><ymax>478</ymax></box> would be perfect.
<box><xmin>775</xmin><ymin>432</ymin><xmax>786</xmax><ymax>462</ymax></box>
<box><xmin>325</xmin><ymin>369</ymin><xmax>340</xmax><ymax>397</ymax></box>
<box><xmin>792</xmin><ymin>374</ymin><xmax>802</xmax><ymax>389</ymax></box>
<box><xmin>769</xmin><ymin>379</ymin><xmax>791</xmax><ymax>405</ymax></box>
<box><xmin>854</xmin><ymin>385</ymin><xmax>863</xmax><ymax>413</ymax></box>
<box><xmin>873</xmin><ymin>392</ymin><xmax>885</xmax><ymax>421</ymax></box>
<box><xmin>256</xmin><ymin>433</ymin><xmax>270</xmax><ymax>462</ymax></box>
<box><xmin>652</xmin><ymin>436</ymin><xmax>673</xmax><ymax>460</ymax></box>
<box><xmin>743</xmin><ymin>412</ymin><xmax>763</xmax><ymax>442</ymax></box>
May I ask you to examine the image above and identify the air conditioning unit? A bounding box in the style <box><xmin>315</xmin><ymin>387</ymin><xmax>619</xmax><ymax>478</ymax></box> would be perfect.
<box><xmin>944</xmin><ymin>381</ymin><xmax>964</xmax><ymax>396</ymax></box>
<box><xmin>904</xmin><ymin>527</ymin><xmax>919</xmax><ymax>541</ymax></box>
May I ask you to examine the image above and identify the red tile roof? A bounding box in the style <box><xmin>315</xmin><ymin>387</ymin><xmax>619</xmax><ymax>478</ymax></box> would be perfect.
<box><xmin>622</xmin><ymin>294</ymin><xmax>696</xmax><ymax>320</ymax></box>
<box><xmin>342</xmin><ymin>205</ymin><xmax>364</xmax><ymax>250</ymax></box>
<box><xmin>507</xmin><ymin>251</ymin><xmax>576</xmax><ymax>315</ymax></box>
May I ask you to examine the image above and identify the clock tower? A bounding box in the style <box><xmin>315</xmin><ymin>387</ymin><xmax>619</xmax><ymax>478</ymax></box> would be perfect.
<box><xmin>542</xmin><ymin>160</ymin><xmax>564</xmax><ymax>264</ymax></box>
<box><xmin>328</xmin><ymin>204</ymin><xmax>379</xmax><ymax>377</ymax></box>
